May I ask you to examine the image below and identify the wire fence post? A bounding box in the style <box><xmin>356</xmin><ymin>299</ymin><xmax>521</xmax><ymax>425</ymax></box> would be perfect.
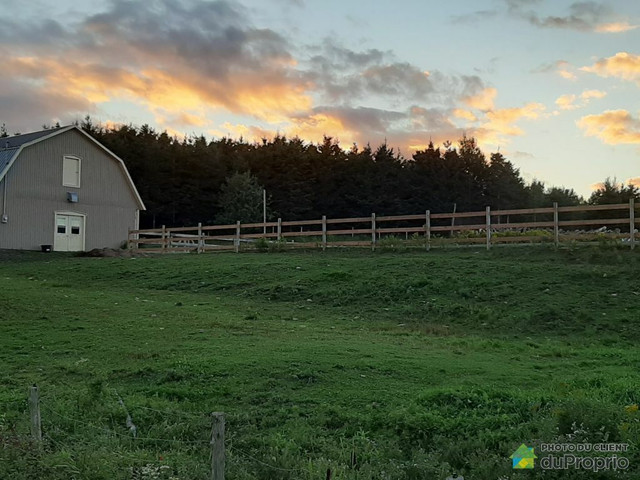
<box><xmin>553</xmin><ymin>202</ymin><xmax>559</xmax><ymax>248</ymax></box>
<box><xmin>211</xmin><ymin>412</ymin><xmax>225</xmax><ymax>480</ymax></box>
<box><xmin>630</xmin><ymin>198</ymin><xmax>635</xmax><ymax>250</ymax></box>
<box><xmin>29</xmin><ymin>385</ymin><xmax>42</xmax><ymax>444</ymax></box>
<box><xmin>425</xmin><ymin>210</ymin><xmax>431</xmax><ymax>251</ymax></box>
<box><xmin>371</xmin><ymin>213</ymin><xmax>376</xmax><ymax>251</ymax></box>
<box><xmin>450</xmin><ymin>203</ymin><xmax>457</xmax><ymax>237</ymax></box>
<box><xmin>485</xmin><ymin>206</ymin><xmax>491</xmax><ymax>250</ymax></box>
<box><xmin>322</xmin><ymin>215</ymin><xmax>327</xmax><ymax>251</ymax></box>
<box><xmin>234</xmin><ymin>221</ymin><xmax>241</xmax><ymax>253</ymax></box>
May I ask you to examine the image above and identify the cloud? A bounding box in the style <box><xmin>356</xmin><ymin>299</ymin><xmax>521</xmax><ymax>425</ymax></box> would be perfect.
<box><xmin>581</xmin><ymin>89</ymin><xmax>607</xmax><ymax>100</ymax></box>
<box><xmin>0</xmin><ymin>0</ymin><xmax>542</xmax><ymax>157</ymax></box>
<box><xmin>558</xmin><ymin>69</ymin><xmax>578</xmax><ymax>80</ymax></box>
<box><xmin>158</xmin><ymin>112</ymin><xmax>208</xmax><ymax>128</ymax></box>
<box><xmin>360</xmin><ymin>64</ymin><xmax>433</xmax><ymax>99</ymax></box>
<box><xmin>556</xmin><ymin>94</ymin><xmax>578</xmax><ymax>110</ymax></box>
<box><xmin>450</xmin><ymin>9</ymin><xmax>499</xmax><ymax>24</ymax></box>
<box><xmin>303</xmin><ymin>41</ymin><xmax>440</xmax><ymax>104</ymax></box>
<box><xmin>534</xmin><ymin>60</ymin><xmax>577</xmax><ymax>80</ymax></box>
<box><xmin>554</xmin><ymin>89</ymin><xmax>607</xmax><ymax>111</ymax></box>
<box><xmin>581</xmin><ymin>52</ymin><xmax>640</xmax><ymax>84</ymax></box>
<box><xmin>1</xmin><ymin>0</ymin><xmax>312</xmax><ymax>130</ymax></box>
<box><xmin>628</xmin><ymin>177</ymin><xmax>640</xmax><ymax>188</ymax></box>
<box><xmin>577</xmin><ymin>110</ymin><xmax>640</xmax><ymax>144</ymax></box>
<box><xmin>0</xmin><ymin>65</ymin><xmax>94</xmax><ymax>130</ymax></box>
<box><xmin>284</xmin><ymin>105</ymin><xmax>458</xmax><ymax>152</ymax></box>
<box><xmin>506</xmin><ymin>0</ymin><xmax>637</xmax><ymax>33</ymax></box>
<box><xmin>512</xmin><ymin>150</ymin><xmax>535</xmax><ymax>159</ymax></box>
<box><xmin>595</xmin><ymin>22</ymin><xmax>638</xmax><ymax>33</ymax></box>
<box><xmin>453</xmin><ymin>109</ymin><xmax>478</xmax><ymax>122</ymax></box>
<box><xmin>476</xmin><ymin>103</ymin><xmax>546</xmax><ymax>145</ymax></box>
<box><xmin>462</xmin><ymin>87</ymin><xmax>497</xmax><ymax>111</ymax></box>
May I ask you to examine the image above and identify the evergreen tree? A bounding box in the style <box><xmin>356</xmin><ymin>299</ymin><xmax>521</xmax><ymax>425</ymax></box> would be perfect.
<box><xmin>589</xmin><ymin>177</ymin><xmax>639</xmax><ymax>205</ymax></box>
<box><xmin>217</xmin><ymin>172</ymin><xmax>267</xmax><ymax>224</ymax></box>
<box><xmin>486</xmin><ymin>152</ymin><xmax>527</xmax><ymax>209</ymax></box>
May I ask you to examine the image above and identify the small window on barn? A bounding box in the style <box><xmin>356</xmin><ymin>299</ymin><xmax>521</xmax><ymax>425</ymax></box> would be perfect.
<box><xmin>56</xmin><ymin>217</ymin><xmax>66</xmax><ymax>234</ymax></box>
<box><xmin>70</xmin><ymin>217</ymin><xmax>81</xmax><ymax>235</ymax></box>
<box><xmin>63</xmin><ymin>155</ymin><xmax>81</xmax><ymax>188</ymax></box>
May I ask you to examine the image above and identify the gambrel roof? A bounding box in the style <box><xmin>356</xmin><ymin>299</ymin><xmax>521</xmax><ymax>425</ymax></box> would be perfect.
<box><xmin>1</xmin><ymin>129</ymin><xmax>56</xmax><ymax>149</ymax></box>
<box><xmin>0</xmin><ymin>126</ymin><xmax>145</xmax><ymax>209</ymax></box>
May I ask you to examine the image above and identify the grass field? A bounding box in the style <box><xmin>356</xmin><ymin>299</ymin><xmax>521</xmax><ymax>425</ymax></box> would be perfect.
<box><xmin>0</xmin><ymin>246</ymin><xmax>639</xmax><ymax>479</ymax></box>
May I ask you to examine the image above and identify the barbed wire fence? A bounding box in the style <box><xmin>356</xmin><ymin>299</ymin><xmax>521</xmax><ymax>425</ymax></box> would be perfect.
<box><xmin>1</xmin><ymin>384</ymin><xmax>330</xmax><ymax>480</ymax></box>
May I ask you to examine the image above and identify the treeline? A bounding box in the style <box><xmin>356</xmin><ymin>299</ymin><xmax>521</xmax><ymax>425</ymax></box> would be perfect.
<box><xmin>20</xmin><ymin>119</ymin><xmax>640</xmax><ymax>228</ymax></box>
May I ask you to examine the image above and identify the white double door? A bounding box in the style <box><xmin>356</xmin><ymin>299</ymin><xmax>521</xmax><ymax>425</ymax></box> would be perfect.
<box><xmin>54</xmin><ymin>213</ymin><xmax>85</xmax><ymax>252</ymax></box>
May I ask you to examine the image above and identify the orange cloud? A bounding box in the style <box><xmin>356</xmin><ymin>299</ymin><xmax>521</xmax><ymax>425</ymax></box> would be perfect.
<box><xmin>555</xmin><ymin>94</ymin><xmax>578</xmax><ymax>110</ymax></box>
<box><xmin>595</xmin><ymin>22</ymin><xmax>638</xmax><ymax>33</ymax></box>
<box><xmin>478</xmin><ymin>103</ymin><xmax>545</xmax><ymax>144</ymax></box>
<box><xmin>581</xmin><ymin>89</ymin><xmax>607</xmax><ymax>100</ymax></box>
<box><xmin>577</xmin><ymin>110</ymin><xmax>640</xmax><ymax>144</ymax></box>
<box><xmin>554</xmin><ymin>89</ymin><xmax>607</xmax><ymax>113</ymax></box>
<box><xmin>287</xmin><ymin>113</ymin><xmax>359</xmax><ymax>145</ymax></box>
<box><xmin>175</xmin><ymin>113</ymin><xmax>207</xmax><ymax>127</ymax></box>
<box><xmin>462</xmin><ymin>87</ymin><xmax>497</xmax><ymax>111</ymax></box>
<box><xmin>627</xmin><ymin>177</ymin><xmax>640</xmax><ymax>188</ymax></box>
<box><xmin>581</xmin><ymin>52</ymin><xmax>640</xmax><ymax>84</ymax></box>
<box><xmin>6</xmin><ymin>54</ymin><xmax>313</xmax><ymax>126</ymax></box>
<box><xmin>559</xmin><ymin>70</ymin><xmax>577</xmax><ymax>80</ymax></box>
<box><xmin>554</xmin><ymin>61</ymin><xmax>578</xmax><ymax>81</ymax></box>
<box><xmin>453</xmin><ymin>108</ymin><xmax>477</xmax><ymax>122</ymax></box>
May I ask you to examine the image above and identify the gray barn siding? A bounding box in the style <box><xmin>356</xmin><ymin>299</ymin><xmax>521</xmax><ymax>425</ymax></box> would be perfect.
<box><xmin>0</xmin><ymin>129</ymin><xmax>140</xmax><ymax>250</ymax></box>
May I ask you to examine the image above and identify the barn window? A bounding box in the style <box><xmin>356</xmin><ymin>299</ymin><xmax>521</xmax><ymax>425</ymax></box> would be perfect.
<box><xmin>70</xmin><ymin>217</ymin><xmax>81</xmax><ymax>235</ymax></box>
<box><xmin>63</xmin><ymin>155</ymin><xmax>81</xmax><ymax>188</ymax></box>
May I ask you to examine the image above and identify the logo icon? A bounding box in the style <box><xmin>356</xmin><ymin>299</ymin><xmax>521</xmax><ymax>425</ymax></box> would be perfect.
<box><xmin>511</xmin><ymin>444</ymin><xmax>537</xmax><ymax>469</ymax></box>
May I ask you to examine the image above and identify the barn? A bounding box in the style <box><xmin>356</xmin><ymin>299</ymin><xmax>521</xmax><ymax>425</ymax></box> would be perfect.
<box><xmin>0</xmin><ymin>125</ymin><xmax>145</xmax><ymax>252</ymax></box>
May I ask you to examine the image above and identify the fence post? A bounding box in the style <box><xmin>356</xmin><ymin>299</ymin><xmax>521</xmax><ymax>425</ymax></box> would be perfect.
<box><xmin>29</xmin><ymin>385</ymin><xmax>42</xmax><ymax>444</ymax></box>
<box><xmin>210</xmin><ymin>412</ymin><xmax>225</xmax><ymax>480</ymax></box>
<box><xmin>322</xmin><ymin>215</ymin><xmax>327</xmax><ymax>251</ymax></box>
<box><xmin>485</xmin><ymin>207</ymin><xmax>491</xmax><ymax>250</ymax></box>
<box><xmin>277</xmin><ymin>218</ymin><xmax>282</xmax><ymax>241</ymax></box>
<box><xmin>631</xmin><ymin>198</ymin><xmax>636</xmax><ymax>250</ymax></box>
<box><xmin>234</xmin><ymin>221</ymin><xmax>241</xmax><ymax>253</ymax></box>
<box><xmin>263</xmin><ymin>189</ymin><xmax>267</xmax><ymax>236</ymax></box>
<box><xmin>425</xmin><ymin>210</ymin><xmax>431</xmax><ymax>251</ymax></box>
<box><xmin>371</xmin><ymin>213</ymin><xmax>376</xmax><ymax>251</ymax></box>
<box><xmin>553</xmin><ymin>202</ymin><xmax>559</xmax><ymax>248</ymax></box>
<box><xmin>197</xmin><ymin>222</ymin><xmax>203</xmax><ymax>254</ymax></box>
<box><xmin>450</xmin><ymin>203</ymin><xmax>457</xmax><ymax>237</ymax></box>
<box><xmin>161</xmin><ymin>225</ymin><xmax>167</xmax><ymax>252</ymax></box>
<box><xmin>127</xmin><ymin>228</ymin><xmax>132</xmax><ymax>250</ymax></box>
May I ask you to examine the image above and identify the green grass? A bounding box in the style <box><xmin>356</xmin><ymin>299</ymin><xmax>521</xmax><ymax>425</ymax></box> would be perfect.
<box><xmin>0</xmin><ymin>246</ymin><xmax>639</xmax><ymax>479</ymax></box>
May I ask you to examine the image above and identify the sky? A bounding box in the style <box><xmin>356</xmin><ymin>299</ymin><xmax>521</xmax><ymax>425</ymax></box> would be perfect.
<box><xmin>1</xmin><ymin>0</ymin><xmax>639</xmax><ymax>197</ymax></box>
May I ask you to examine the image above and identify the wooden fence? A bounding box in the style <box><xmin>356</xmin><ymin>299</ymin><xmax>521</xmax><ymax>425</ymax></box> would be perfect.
<box><xmin>128</xmin><ymin>200</ymin><xmax>638</xmax><ymax>253</ymax></box>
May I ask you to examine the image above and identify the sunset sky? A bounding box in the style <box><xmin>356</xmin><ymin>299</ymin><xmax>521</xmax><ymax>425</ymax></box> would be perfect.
<box><xmin>2</xmin><ymin>0</ymin><xmax>639</xmax><ymax>197</ymax></box>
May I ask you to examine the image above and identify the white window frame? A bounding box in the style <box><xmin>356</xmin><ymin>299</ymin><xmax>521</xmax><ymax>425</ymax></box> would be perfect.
<box><xmin>62</xmin><ymin>155</ymin><xmax>82</xmax><ymax>188</ymax></box>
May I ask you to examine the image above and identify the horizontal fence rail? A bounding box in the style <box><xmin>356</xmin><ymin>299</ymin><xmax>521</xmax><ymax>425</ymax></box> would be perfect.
<box><xmin>128</xmin><ymin>200</ymin><xmax>639</xmax><ymax>253</ymax></box>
